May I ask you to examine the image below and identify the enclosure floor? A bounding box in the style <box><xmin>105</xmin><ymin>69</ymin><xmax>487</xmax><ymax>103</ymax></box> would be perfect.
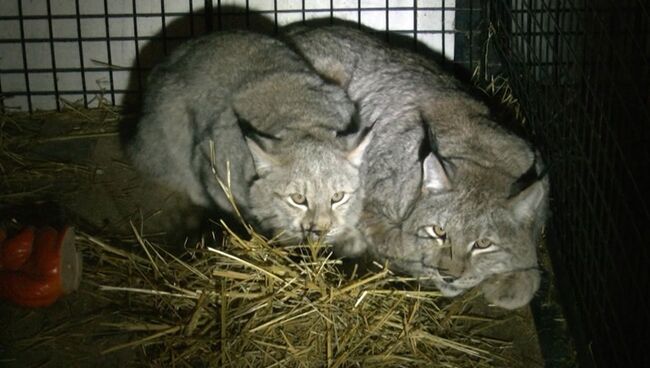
<box><xmin>0</xmin><ymin>109</ymin><xmax>544</xmax><ymax>367</ymax></box>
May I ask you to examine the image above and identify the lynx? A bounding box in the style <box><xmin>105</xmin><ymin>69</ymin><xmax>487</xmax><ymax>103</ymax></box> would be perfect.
<box><xmin>287</xmin><ymin>25</ymin><xmax>549</xmax><ymax>309</ymax></box>
<box><xmin>127</xmin><ymin>31</ymin><xmax>372</xmax><ymax>249</ymax></box>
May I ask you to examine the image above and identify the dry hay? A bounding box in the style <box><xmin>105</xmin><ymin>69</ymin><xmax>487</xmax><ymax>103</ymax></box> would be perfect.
<box><xmin>471</xmin><ymin>22</ymin><xmax>527</xmax><ymax>125</ymax></box>
<box><xmin>77</xmin><ymin>218</ymin><xmax>516</xmax><ymax>368</ymax></box>
<box><xmin>0</xmin><ymin>99</ymin><xmax>121</xmax><ymax>204</ymax></box>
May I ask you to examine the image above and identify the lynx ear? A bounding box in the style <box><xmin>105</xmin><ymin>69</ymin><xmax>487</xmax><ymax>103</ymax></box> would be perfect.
<box><xmin>246</xmin><ymin>138</ymin><xmax>279</xmax><ymax>176</ymax></box>
<box><xmin>346</xmin><ymin>130</ymin><xmax>374</xmax><ymax>167</ymax></box>
<box><xmin>422</xmin><ymin>152</ymin><xmax>451</xmax><ymax>193</ymax></box>
<box><xmin>508</xmin><ymin>178</ymin><xmax>548</xmax><ymax>221</ymax></box>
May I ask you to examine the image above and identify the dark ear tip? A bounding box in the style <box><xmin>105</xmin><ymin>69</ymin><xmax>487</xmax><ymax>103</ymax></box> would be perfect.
<box><xmin>508</xmin><ymin>153</ymin><xmax>549</xmax><ymax>198</ymax></box>
<box><xmin>361</xmin><ymin>125</ymin><xmax>375</xmax><ymax>141</ymax></box>
<box><xmin>367</xmin><ymin>118</ymin><xmax>378</xmax><ymax>130</ymax></box>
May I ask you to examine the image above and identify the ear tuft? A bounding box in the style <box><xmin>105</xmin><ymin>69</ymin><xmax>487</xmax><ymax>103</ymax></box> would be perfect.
<box><xmin>246</xmin><ymin>138</ymin><xmax>278</xmax><ymax>175</ymax></box>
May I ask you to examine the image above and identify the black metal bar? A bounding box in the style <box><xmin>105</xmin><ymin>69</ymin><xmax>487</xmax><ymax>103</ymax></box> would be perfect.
<box><xmin>0</xmin><ymin>67</ymin><xmax>4</xmax><ymax>112</ymax></box>
<box><xmin>0</xmin><ymin>29</ymin><xmax>459</xmax><ymax>44</ymax></box>
<box><xmin>17</xmin><ymin>0</ymin><xmax>33</xmax><ymax>112</ymax></box>
<box><xmin>160</xmin><ymin>0</ymin><xmax>168</xmax><ymax>55</ymax></box>
<box><xmin>469</xmin><ymin>0</ymin><xmax>474</xmax><ymax>67</ymax></box>
<box><xmin>0</xmin><ymin>35</ymin><xmax>203</xmax><ymax>43</ymax></box>
<box><xmin>74</xmin><ymin>0</ymin><xmax>88</xmax><ymax>107</ymax></box>
<box><xmin>103</xmin><ymin>0</ymin><xmax>116</xmax><ymax>105</ymax></box>
<box><xmin>216</xmin><ymin>0</ymin><xmax>222</xmax><ymax>31</ymax></box>
<box><xmin>46</xmin><ymin>0</ymin><xmax>61</xmax><ymax>110</ymax></box>
<box><xmin>273</xmin><ymin>0</ymin><xmax>278</xmax><ymax>34</ymax></box>
<box><xmin>2</xmin><ymin>67</ymin><xmax>148</xmax><ymax>73</ymax></box>
<box><xmin>131</xmin><ymin>0</ymin><xmax>142</xmax><ymax>102</ymax></box>
<box><xmin>479</xmin><ymin>0</ymin><xmax>480</xmax><ymax>76</ymax></box>
<box><xmin>0</xmin><ymin>6</ymin><xmax>458</xmax><ymax>21</ymax></box>
<box><xmin>1</xmin><ymin>89</ymin><xmax>142</xmax><ymax>96</ymax></box>
<box><xmin>189</xmin><ymin>0</ymin><xmax>195</xmax><ymax>36</ymax></box>
<box><xmin>246</xmin><ymin>0</ymin><xmax>250</xmax><ymax>28</ymax></box>
<box><xmin>413</xmin><ymin>0</ymin><xmax>418</xmax><ymax>50</ymax></box>
<box><xmin>385</xmin><ymin>0</ymin><xmax>390</xmax><ymax>42</ymax></box>
<box><xmin>204</xmin><ymin>0</ymin><xmax>213</xmax><ymax>32</ymax></box>
<box><xmin>0</xmin><ymin>5</ymin><xmax>465</xmax><ymax>30</ymax></box>
<box><xmin>440</xmin><ymin>0</ymin><xmax>446</xmax><ymax>62</ymax></box>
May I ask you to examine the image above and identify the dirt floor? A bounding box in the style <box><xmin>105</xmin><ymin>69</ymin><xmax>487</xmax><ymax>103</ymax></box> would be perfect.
<box><xmin>0</xmin><ymin>107</ymin><xmax>545</xmax><ymax>367</ymax></box>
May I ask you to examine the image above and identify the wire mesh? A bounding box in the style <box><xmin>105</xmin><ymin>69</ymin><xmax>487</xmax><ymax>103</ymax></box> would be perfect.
<box><xmin>485</xmin><ymin>0</ymin><xmax>650</xmax><ymax>366</ymax></box>
<box><xmin>0</xmin><ymin>0</ymin><xmax>457</xmax><ymax>111</ymax></box>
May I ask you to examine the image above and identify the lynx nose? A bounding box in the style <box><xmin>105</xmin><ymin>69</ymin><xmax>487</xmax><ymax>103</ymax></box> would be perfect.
<box><xmin>441</xmin><ymin>276</ymin><xmax>457</xmax><ymax>283</ymax></box>
<box><xmin>302</xmin><ymin>209</ymin><xmax>332</xmax><ymax>241</ymax></box>
<box><xmin>438</xmin><ymin>267</ymin><xmax>459</xmax><ymax>283</ymax></box>
<box><xmin>302</xmin><ymin>222</ymin><xmax>330</xmax><ymax>241</ymax></box>
<box><xmin>304</xmin><ymin>228</ymin><xmax>324</xmax><ymax>242</ymax></box>
<box><xmin>308</xmin><ymin>222</ymin><xmax>330</xmax><ymax>236</ymax></box>
<box><xmin>308</xmin><ymin>227</ymin><xmax>324</xmax><ymax>237</ymax></box>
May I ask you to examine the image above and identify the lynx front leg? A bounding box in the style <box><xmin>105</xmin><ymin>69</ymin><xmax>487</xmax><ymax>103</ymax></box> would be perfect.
<box><xmin>333</xmin><ymin>227</ymin><xmax>369</xmax><ymax>257</ymax></box>
<box><xmin>480</xmin><ymin>269</ymin><xmax>541</xmax><ymax>310</ymax></box>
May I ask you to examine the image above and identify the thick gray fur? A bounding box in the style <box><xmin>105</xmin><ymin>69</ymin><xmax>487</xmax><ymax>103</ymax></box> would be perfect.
<box><xmin>287</xmin><ymin>26</ymin><xmax>550</xmax><ymax>309</ymax></box>
<box><xmin>127</xmin><ymin>31</ymin><xmax>371</xmax><ymax>249</ymax></box>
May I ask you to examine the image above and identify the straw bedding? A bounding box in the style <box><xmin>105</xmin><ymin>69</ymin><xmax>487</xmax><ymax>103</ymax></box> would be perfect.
<box><xmin>77</xmin><ymin>221</ymin><xmax>514</xmax><ymax>367</ymax></box>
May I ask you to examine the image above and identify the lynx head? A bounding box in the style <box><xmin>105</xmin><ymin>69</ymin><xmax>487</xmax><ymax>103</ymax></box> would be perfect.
<box><xmin>400</xmin><ymin>149</ymin><xmax>549</xmax><ymax>309</ymax></box>
<box><xmin>246</xmin><ymin>132</ymin><xmax>373</xmax><ymax>246</ymax></box>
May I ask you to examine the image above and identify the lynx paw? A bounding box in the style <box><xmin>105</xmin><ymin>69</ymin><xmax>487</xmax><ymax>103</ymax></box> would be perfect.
<box><xmin>480</xmin><ymin>269</ymin><xmax>541</xmax><ymax>310</ymax></box>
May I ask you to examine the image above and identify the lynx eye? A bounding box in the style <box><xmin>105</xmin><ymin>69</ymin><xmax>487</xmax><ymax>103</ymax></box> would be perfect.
<box><xmin>425</xmin><ymin>225</ymin><xmax>447</xmax><ymax>240</ymax></box>
<box><xmin>289</xmin><ymin>193</ymin><xmax>307</xmax><ymax>206</ymax></box>
<box><xmin>473</xmin><ymin>238</ymin><xmax>493</xmax><ymax>250</ymax></box>
<box><xmin>418</xmin><ymin>225</ymin><xmax>446</xmax><ymax>247</ymax></box>
<box><xmin>331</xmin><ymin>191</ymin><xmax>346</xmax><ymax>204</ymax></box>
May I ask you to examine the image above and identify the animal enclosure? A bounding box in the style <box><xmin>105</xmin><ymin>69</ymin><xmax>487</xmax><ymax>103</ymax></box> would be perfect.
<box><xmin>1</xmin><ymin>0</ymin><xmax>648</xmax><ymax>367</ymax></box>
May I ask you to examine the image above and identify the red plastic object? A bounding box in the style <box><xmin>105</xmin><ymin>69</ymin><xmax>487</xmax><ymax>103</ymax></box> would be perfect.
<box><xmin>0</xmin><ymin>227</ymin><xmax>35</xmax><ymax>271</ymax></box>
<box><xmin>0</xmin><ymin>226</ymin><xmax>82</xmax><ymax>308</ymax></box>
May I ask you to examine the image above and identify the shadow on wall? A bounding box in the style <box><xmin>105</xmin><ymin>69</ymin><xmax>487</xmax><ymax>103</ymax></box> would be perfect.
<box><xmin>119</xmin><ymin>6</ymin><xmax>275</xmax><ymax>143</ymax></box>
<box><xmin>120</xmin><ymin>5</ymin><xmax>527</xmax><ymax>151</ymax></box>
